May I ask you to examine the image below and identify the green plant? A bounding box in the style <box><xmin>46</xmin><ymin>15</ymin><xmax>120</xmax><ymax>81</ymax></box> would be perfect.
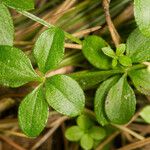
<box><xmin>80</xmin><ymin>30</ymin><xmax>150</xmax><ymax>125</ymax></box>
<box><xmin>0</xmin><ymin>0</ymin><xmax>150</xmax><ymax>147</ymax></box>
<box><xmin>0</xmin><ymin>1</ymin><xmax>85</xmax><ymax>137</ymax></box>
<box><xmin>65</xmin><ymin>115</ymin><xmax>106</xmax><ymax>150</ymax></box>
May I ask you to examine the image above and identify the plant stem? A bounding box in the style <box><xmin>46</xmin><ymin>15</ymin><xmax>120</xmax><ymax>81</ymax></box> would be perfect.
<box><xmin>102</xmin><ymin>0</ymin><xmax>121</xmax><ymax>46</ymax></box>
<box><xmin>127</xmin><ymin>64</ymin><xmax>146</xmax><ymax>72</ymax></box>
<box><xmin>112</xmin><ymin>124</ymin><xmax>145</xmax><ymax>140</ymax></box>
<box><xmin>16</xmin><ymin>10</ymin><xmax>82</xmax><ymax>45</ymax></box>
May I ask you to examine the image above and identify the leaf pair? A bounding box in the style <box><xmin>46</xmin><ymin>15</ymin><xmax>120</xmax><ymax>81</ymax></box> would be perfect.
<box><xmin>18</xmin><ymin>27</ymin><xmax>85</xmax><ymax>137</ymax></box>
<box><xmin>19</xmin><ymin>74</ymin><xmax>85</xmax><ymax>137</ymax></box>
<box><xmin>102</xmin><ymin>44</ymin><xmax>132</xmax><ymax>67</ymax></box>
<box><xmin>95</xmin><ymin>75</ymin><xmax>136</xmax><ymax>125</ymax></box>
<box><xmin>0</xmin><ymin>25</ymin><xmax>85</xmax><ymax>137</ymax></box>
<box><xmin>0</xmin><ymin>19</ymin><xmax>64</xmax><ymax>88</ymax></box>
<box><xmin>65</xmin><ymin>115</ymin><xmax>106</xmax><ymax>150</ymax></box>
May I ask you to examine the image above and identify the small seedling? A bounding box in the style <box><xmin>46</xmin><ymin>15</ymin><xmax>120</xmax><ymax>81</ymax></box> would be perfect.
<box><xmin>65</xmin><ymin>115</ymin><xmax>106</xmax><ymax>150</ymax></box>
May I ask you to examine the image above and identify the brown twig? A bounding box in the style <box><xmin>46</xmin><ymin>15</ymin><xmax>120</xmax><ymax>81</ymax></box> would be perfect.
<box><xmin>65</xmin><ymin>43</ymin><xmax>82</xmax><ymax>49</ymax></box>
<box><xmin>1</xmin><ymin>130</ymin><xmax>27</xmax><ymax>138</ymax></box>
<box><xmin>73</xmin><ymin>26</ymin><xmax>101</xmax><ymax>37</ymax></box>
<box><xmin>96</xmin><ymin>131</ymin><xmax>120</xmax><ymax>150</ymax></box>
<box><xmin>51</xmin><ymin>0</ymin><xmax>77</xmax><ymax>24</ymax></box>
<box><xmin>45</xmin><ymin>66</ymin><xmax>74</xmax><ymax>78</ymax></box>
<box><xmin>0</xmin><ymin>135</ymin><xmax>26</xmax><ymax>150</ymax></box>
<box><xmin>31</xmin><ymin>116</ymin><xmax>69</xmax><ymax>150</ymax></box>
<box><xmin>118</xmin><ymin>137</ymin><xmax>150</xmax><ymax>150</ymax></box>
<box><xmin>0</xmin><ymin>98</ymin><xmax>15</xmax><ymax>114</ymax></box>
<box><xmin>61</xmin><ymin>123</ymin><xmax>69</xmax><ymax>150</ymax></box>
<box><xmin>102</xmin><ymin>0</ymin><xmax>121</xmax><ymax>46</ymax></box>
<box><xmin>113</xmin><ymin>124</ymin><xmax>145</xmax><ymax>140</ymax></box>
<box><xmin>100</xmin><ymin>4</ymin><xmax>133</xmax><ymax>35</ymax></box>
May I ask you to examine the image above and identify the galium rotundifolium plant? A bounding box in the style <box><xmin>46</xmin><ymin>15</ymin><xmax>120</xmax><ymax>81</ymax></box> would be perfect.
<box><xmin>0</xmin><ymin>0</ymin><xmax>150</xmax><ymax>140</ymax></box>
<box><xmin>65</xmin><ymin>114</ymin><xmax>106</xmax><ymax>150</ymax></box>
<box><xmin>0</xmin><ymin>0</ymin><xmax>85</xmax><ymax>137</ymax></box>
<box><xmin>76</xmin><ymin>29</ymin><xmax>150</xmax><ymax>126</ymax></box>
<box><xmin>65</xmin><ymin>27</ymin><xmax>150</xmax><ymax>148</ymax></box>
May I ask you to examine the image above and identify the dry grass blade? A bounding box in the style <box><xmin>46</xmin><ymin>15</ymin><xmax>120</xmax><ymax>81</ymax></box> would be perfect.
<box><xmin>31</xmin><ymin>116</ymin><xmax>69</xmax><ymax>150</ymax></box>
<box><xmin>96</xmin><ymin>131</ymin><xmax>120</xmax><ymax>150</ymax></box>
<box><xmin>113</xmin><ymin>124</ymin><xmax>145</xmax><ymax>140</ymax></box>
<box><xmin>102</xmin><ymin>0</ymin><xmax>121</xmax><ymax>46</ymax></box>
<box><xmin>0</xmin><ymin>135</ymin><xmax>26</xmax><ymax>150</ymax></box>
<box><xmin>118</xmin><ymin>137</ymin><xmax>150</xmax><ymax>150</ymax></box>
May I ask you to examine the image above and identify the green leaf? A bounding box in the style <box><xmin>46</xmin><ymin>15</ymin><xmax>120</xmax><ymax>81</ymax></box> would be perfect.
<box><xmin>33</xmin><ymin>27</ymin><xmax>65</xmax><ymax>74</ymax></box>
<box><xmin>129</xmin><ymin>68</ymin><xmax>150</xmax><ymax>95</ymax></box>
<box><xmin>0</xmin><ymin>45</ymin><xmax>41</xmax><ymax>87</ymax></box>
<box><xmin>140</xmin><ymin>105</ymin><xmax>150</xmax><ymax>124</ymax></box>
<box><xmin>45</xmin><ymin>75</ymin><xmax>85</xmax><ymax>117</ymax></box>
<box><xmin>82</xmin><ymin>36</ymin><xmax>111</xmax><ymax>70</ymax></box>
<box><xmin>94</xmin><ymin>76</ymin><xmax>120</xmax><ymax>126</ymax></box>
<box><xmin>134</xmin><ymin>0</ymin><xmax>150</xmax><ymax>37</ymax></box>
<box><xmin>88</xmin><ymin>126</ymin><xmax>106</xmax><ymax>140</ymax></box>
<box><xmin>70</xmin><ymin>70</ymin><xmax>121</xmax><ymax>90</ymax></box>
<box><xmin>112</xmin><ymin>58</ymin><xmax>118</xmax><ymax>68</ymax></box>
<box><xmin>102</xmin><ymin>47</ymin><xmax>116</xmax><ymax>58</ymax></box>
<box><xmin>116</xmin><ymin>44</ymin><xmax>126</xmax><ymax>56</ymax></box>
<box><xmin>105</xmin><ymin>75</ymin><xmax>136</xmax><ymax>124</ymax></box>
<box><xmin>80</xmin><ymin>134</ymin><xmax>94</xmax><ymax>150</ymax></box>
<box><xmin>65</xmin><ymin>126</ymin><xmax>84</xmax><ymax>141</ymax></box>
<box><xmin>77</xmin><ymin>115</ymin><xmax>94</xmax><ymax>130</ymax></box>
<box><xmin>126</xmin><ymin>28</ymin><xmax>150</xmax><ymax>62</ymax></box>
<box><xmin>2</xmin><ymin>0</ymin><xmax>34</xmax><ymax>10</ymax></box>
<box><xmin>18</xmin><ymin>85</ymin><xmax>49</xmax><ymax>137</ymax></box>
<box><xmin>0</xmin><ymin>3</ymin><xmax>14</xmax><ymax>46</ymax></box>
<box><xmin>118</xmin><ymin>56</ymin><xmax>132</xmax><ymax>67</ymax></box>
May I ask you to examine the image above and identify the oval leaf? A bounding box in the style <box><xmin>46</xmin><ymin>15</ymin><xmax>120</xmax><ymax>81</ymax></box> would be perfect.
<box><xmin>45</xmin><ymin>75</ymin><xmax>85</xmax><ymax>117</ymax></box>
<box><xmin>70</xmin><ymin>70</ymin><xmax>120</xmax><ymax>90</ymax></box>
<box><xmin>105</xmin><ymin>75</ymin><xmax>136</xmax><ymax>124</ymax></box>
<box><xmin>65</xmin><ymin>126</ymin><xmax>84</xmax><ymax>141</ymax></box>
<box><xmin>0</xmin><ymin>45</ymin><xmax>41</xmax><ymax>87</ymax></box>
<box><xmin>129</xmin><ymin>68</ymin><xmax>150</xmax><ymax>95</ymax></box>
<box><xmin>140</xmin><ymin>105</ymin><xmax>150</xmax><ymax>124</ymax></box>
<box><xmin>2</xmin><ymin>0</ymin><xmax>34</xmax><ymax>11</ymax></box>
<box><xmin>80</xmin><ymin>134</ymin><xmax>94</xmax><ymax>150</ymax></box>
<box><xmin>94</xmin><ymin>76</ymin><xmax>120</xmax><ymax>126</ymax></box>
<box><xmin>116</xmin><ymin>44</ymin><xmax>126</xmax><ymax>56</ymax></box>
<box><xmin>18</xmin><ymin>85</ymin><xmax>49</xmax><ymax>137</ymax></box>
<box><xmin>82</xmin><ymin>36</ymin><xmax>111</xmax><ymax>70</ymax></box>
<box><xmin>33</xmin><ymin>27</ymin><xmax>65</xmax><ymax>74</ymax></box>
<box><xmin>118</xmin><ymin>56</ymin><xmax>132</xmax><ymax>67</ymax></box>
<box><xmin>88</xmin><ymin>126</ymin><xmax>106</xmax><ymax>140</ymax></box>
<box><xmin>102</xmin><ymin>47</ymin><xmax>116</xmax><ymax>58</ymax></box>
<box><xmin>134</xmin><ymin>0</ymin><xmax>150</xmax><ymax>36</ymax></box>
<box><xmin>126</xmin><ymin>28</ymin><xmax>150</xmax><ymax>63</ymax></box>
<box><xmin>0</xmin><ymin>3</ymin><xmax>14</xmax><ymax>46</ymax></box>
<box><xmin>77</xmin><ymin>115</ymin><xmax>94</xmax><ymax>130</ymax></box>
